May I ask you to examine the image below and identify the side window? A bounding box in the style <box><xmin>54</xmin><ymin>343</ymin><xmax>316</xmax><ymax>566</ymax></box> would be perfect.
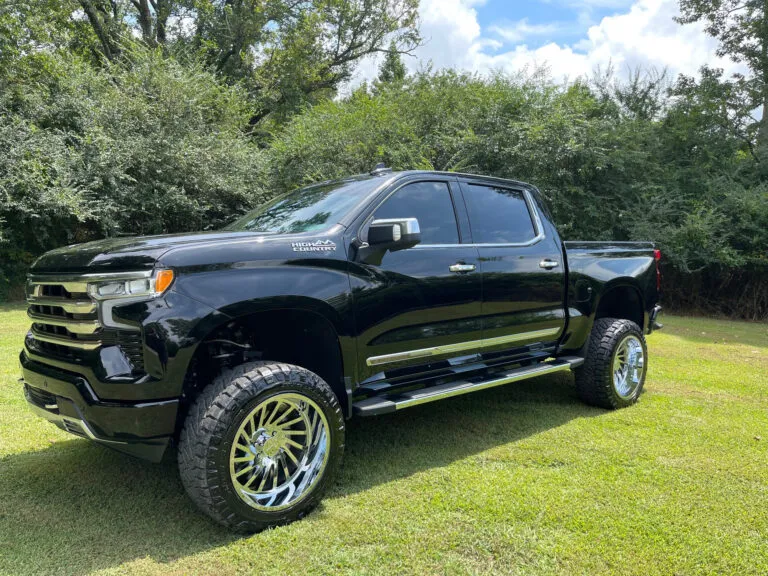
<box><xmin>463</xmin><ymin>184</ymin><xmax>537</xmax><ymax>244</ymax></box>
<box><xmin>372</xmin><ymin>181</ymin><xmax>460</xmax><ymax>245</ymax></box>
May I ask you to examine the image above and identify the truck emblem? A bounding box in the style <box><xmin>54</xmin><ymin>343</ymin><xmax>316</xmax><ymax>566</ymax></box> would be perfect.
<box><xmin>291</xmin><ymin>240</ymin><xmax>336</xmax><ymax>253</ymax></box>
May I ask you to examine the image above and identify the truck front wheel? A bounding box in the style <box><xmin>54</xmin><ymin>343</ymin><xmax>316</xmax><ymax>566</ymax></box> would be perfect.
<box><xmin>575</xmin><ymin>318</ymin><xmax>647</xmax><ymax>409</ymax></box>
<box><xmin>178</xmin><ymin>362</ymin><xmax>345</xmax><ymax>532</ymax></box>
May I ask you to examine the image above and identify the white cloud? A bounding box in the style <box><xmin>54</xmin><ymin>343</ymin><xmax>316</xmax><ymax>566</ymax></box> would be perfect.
<box><xmin>488</xmin><ymin>19</ymin><xmax>565</xmax><ymax>44</ymax></box>
<box><xmin>349</xmin><ymin>0</ymin><xmax>744</xmax><ymax>88</ymax></box>
<box><xmin>414</xmin><ymin>0</ymin><xmax>486</xmax><ymax>70</ymax></box>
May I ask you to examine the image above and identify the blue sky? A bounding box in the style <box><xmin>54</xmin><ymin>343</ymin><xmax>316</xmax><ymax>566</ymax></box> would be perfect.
<box><xmin>476</xmin><ymin>0</ymin><xmax>634</xmax><ymax>48</ymax></box>
<box><xmin>352</xmin><ymin>0</ymin><xmax>741</xmax><ymax>87</ymax></box>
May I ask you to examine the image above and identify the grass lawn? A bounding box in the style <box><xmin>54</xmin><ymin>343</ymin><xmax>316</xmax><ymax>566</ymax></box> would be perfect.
<box><xmin>0</xmin><ymin>304</ymin><xmax>766</xmax><ymax>576</ymax></box>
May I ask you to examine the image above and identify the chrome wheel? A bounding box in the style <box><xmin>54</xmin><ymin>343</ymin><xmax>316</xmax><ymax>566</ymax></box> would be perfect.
<box><xmin>612</xmin><ymin>335</ymin><xmax>645</xmax><ymax>399</ymax></box>
<box><xmin>229</xmin><ymin>393</ymin><xmax>330</xmax><ymax>511</ymax></box>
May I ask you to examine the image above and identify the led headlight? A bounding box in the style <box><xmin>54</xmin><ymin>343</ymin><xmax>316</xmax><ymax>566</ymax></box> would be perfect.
<box><xmin>87</xmin><ymin>269</ymin><xmax>174</xmax><ymax>301</ymax></box>
<box><xmin>87</xmin><ymin>269</ymin><xmax>174</xmax><ymax>330</ymax></box>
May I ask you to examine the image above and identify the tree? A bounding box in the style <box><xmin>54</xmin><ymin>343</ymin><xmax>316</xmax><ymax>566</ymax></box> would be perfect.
<box><xmin>75</xmin><ymin>0</ymin><xmax>420</xmax><ymax>124</ymax></box>
<box><xmin>377</xmin><ymin>40</ymin><xmax>407</xmax><ymax>84</ymax></box>
<box><xmin>676</xmin><ymin>0</ymin><xmax>768</xmax><ymax>151</ymax></box>
<box><xmin>670</xmin><ymin>66</ymin><xmax>759</xmax><ymax>161</ymax></box>
<box><xmin>0</xmin><ymin>50</ymin><xmax>267</xmax><ymax>298</ymax></box>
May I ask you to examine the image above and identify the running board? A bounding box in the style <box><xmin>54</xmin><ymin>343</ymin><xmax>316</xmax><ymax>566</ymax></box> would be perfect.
<box><xmin>353</xmin><ymin>356</ymin><xmax>584</xmax><ymax>416</ymax></box>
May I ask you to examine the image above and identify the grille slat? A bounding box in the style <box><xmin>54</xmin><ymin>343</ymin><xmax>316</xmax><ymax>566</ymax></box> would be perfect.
<box><xmin>28</xmin><ymin>298</ymin><xmax>96</xmax><ymax>315</ymax></box>
<box><xmin>27</xmin><ymin>310</ymin><xmax>100</xmax><ymax>334</ymax></box>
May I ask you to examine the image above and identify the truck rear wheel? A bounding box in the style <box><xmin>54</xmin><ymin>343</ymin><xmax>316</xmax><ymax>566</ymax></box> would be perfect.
<box><xmin>575</xmin><ymin>318</ymin><xmax>647</xmax><ymax>409</ymax></box>
<box><xmin>178</xmin><ymin>361</ymin><xmax>345</xmax><ymax>532</ymax></box>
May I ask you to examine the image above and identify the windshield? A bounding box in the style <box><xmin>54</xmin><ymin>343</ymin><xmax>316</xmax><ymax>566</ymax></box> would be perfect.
<box><xmin>225</xmin><ymin>178</ymin><xmax>375</xmax><ymax>234</ymax></box>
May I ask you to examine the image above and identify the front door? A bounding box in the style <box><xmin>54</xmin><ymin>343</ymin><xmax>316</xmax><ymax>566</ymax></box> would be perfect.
<box><xmin>348</xmin><ymin>177</ymin><xmax>483</xmax><ymax>382</ymax></box>
<box><xmin>457</xmin><ymin>178</ymin><xmax>567</xmax><ymax>354</ymax></box>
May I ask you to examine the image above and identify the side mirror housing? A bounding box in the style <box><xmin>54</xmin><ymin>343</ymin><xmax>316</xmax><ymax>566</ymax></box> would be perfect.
<box><xmin>368</xmin><ymin>218</ymin><xmax>421</xmax><ymax>250</ymax></box>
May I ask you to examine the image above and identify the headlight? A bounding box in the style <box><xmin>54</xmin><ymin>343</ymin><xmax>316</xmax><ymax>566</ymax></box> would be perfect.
<box><xmin>88</xmin><ymin>269</ymin><xmax>175</xmax><ymax>301</ymax></box>
<box><xmin>86</xmin><ymin>269</ymin><xmax>175</xmax><ymax>330</ymax></box>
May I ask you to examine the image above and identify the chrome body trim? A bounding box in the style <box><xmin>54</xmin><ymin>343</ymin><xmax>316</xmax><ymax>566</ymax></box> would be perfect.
<box><xmin>27</xmin><ymin>270</ymin><xmax>153</xmax><ymax>284</ymax></box>
<box><xmin>26</xmin><ymin>403</ymin><xmax>127</xmax><ymax>444</ymax></box>
<box><xmin>27</xmin><ymin>311</ymin><xmax>100</xmax><ymax>334</ymax></box>
<box><xmin>370</xmin><ymin>217</ymin><xmax>421</xmax><ymax>236</ymax></box>
<box><xmin>366</xmin><ymin>327</ymin><xmax>562</xmax><ymax>367</ymax></box>
<box><xmin>29</xmin><ymin>328</ymin><xmax>101</xmax><ymax>350</ymax></box>
<box><xmin>27</xmin><ymin>297</ymin><xmax>96</xmax><ymax>314</ymax></box>
<box><xmin>539</xmin><ymin>259</ymin><xmax>560</xmax><ymax>270</ymax></box>
<box><xmin>449</xmin><ymin>263</ymin><xmax>476</xmax><ymax>273</ymax></box>
<box><xmin>393</xmin><ymin>361</ymin><xmax>572</xmax><ymax>410</ymax></box>
<box><xmin>28</xmin><ymin>280</ymin><xmax>88</xmax><ymax>294</ymax></box>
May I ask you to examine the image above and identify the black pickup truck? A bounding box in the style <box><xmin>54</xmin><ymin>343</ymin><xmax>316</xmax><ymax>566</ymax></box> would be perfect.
<box><xmin>19</xmin><ymin>169</ymin><xmax>662</xmax><ymax>531</ymax></box>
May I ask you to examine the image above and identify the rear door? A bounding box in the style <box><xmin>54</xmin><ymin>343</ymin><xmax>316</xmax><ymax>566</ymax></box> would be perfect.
<box><xmin>349</xmin><ymin>176</ymin><xmax>483</xmax><ymax>381</ymax></box>
<box><xmin>457</xmin><ymin>178</ymin><xmax>566</xmax><ymax>354</ymax></box>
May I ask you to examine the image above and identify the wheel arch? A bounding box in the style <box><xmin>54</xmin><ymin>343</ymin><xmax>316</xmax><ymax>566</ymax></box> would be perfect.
<box><xmin>178</xmin><ymin>299</ymin><xmax>355</xmax><ymax>430</ymax></box>
<box><xmin>593</xmin><ymin>280</ymin><xmax>646</xmax><ymax>331</ymax></box>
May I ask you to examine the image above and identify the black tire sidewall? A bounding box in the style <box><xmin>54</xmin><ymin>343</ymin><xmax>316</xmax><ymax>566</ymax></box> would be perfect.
<box><xmin>211</xmin><ymin>372</ymin><xmax>345</xmax><ymax>528</ymax></box>
<box><xmin>575</xmin><ymin>318</ymin><xmax>648</xmax><ymax>409</ymax></box>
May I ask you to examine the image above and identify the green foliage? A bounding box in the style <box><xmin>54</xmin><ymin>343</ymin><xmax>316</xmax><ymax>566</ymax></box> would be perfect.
<box><xmin>376</xmin><ymin>40</ymin><xmax>407</xmax><ymax>85</ymax></box>
<box><xmin>0</xmin><ymin>49</ymin><xmax>265</xmax><ymax>297</ymax></box>
<box><xmin>676</xmin><ymin>0</ymin><xmax>768</xmax><ymax>151</ymax></box>
<box><xmin>71</xmin><ymin>0</ymin><xmax>420</xmax><ymax>123</ymax></box>
<box><xmin>677</xmin><ymin>0</ymin><xmax>768</xmax><ymax>72</ymax></box>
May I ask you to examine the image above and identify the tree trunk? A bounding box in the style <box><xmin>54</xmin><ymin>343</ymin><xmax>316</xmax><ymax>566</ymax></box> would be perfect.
<box><xmin>760</xmin><ymin>94</ymin><xmax>768</xmax><ymax>156</ymax></box>
<box><xmin>758</xmin><ymin>0</ymin><xmax>768</xmax><ymax>157</ymax></box>
<box><xmin>79</xmin><ymin>0</ymin><xmax>116</xmax><ymax>60</ymax></box>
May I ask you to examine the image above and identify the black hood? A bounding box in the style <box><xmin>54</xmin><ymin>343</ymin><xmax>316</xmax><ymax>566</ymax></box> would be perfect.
<box><xmin>30</xmin><ymin>231</ymin><xmax>270</xmax><ymax>274</ymax></box>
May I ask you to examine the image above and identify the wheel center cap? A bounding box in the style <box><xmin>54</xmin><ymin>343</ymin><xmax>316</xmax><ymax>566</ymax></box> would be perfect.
<box><xmin>253</xmin><ymin>430</ymin><xmax>281</xmax><ymax>458</ymax></box>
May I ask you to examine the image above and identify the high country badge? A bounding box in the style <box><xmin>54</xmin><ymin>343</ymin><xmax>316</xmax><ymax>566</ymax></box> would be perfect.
<box><xmin>291</xmin><ymin>240</ymin><xmax>337</xmax><ymax>252</ymax></box>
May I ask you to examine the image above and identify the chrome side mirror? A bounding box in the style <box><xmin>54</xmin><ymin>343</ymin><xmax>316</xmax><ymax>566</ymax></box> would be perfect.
<box><xmin>368</xmin><ymin>218</ymin><xmax>421</xmax><ymax>250</ymax></box>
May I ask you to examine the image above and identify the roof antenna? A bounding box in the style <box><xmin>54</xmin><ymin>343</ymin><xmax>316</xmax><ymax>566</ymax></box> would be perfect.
<box><xmin>370</xmin><ymin>162</ymin><xmax>392</xmax><ymax>176</ymax></box>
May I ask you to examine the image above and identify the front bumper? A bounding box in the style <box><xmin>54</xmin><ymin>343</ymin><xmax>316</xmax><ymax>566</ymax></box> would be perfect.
<box><xmin>20</xmin><ymin>352</ymin><xmax>178</xmax><ymax>462</ymax></box>
<box><xmin>648</xmin><ymin>305</ymin><xmax>663</xmax><ymax>334</ymax></box>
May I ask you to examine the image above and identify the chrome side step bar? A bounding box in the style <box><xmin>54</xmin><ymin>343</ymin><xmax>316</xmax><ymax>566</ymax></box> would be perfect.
<box><xmin>353</xmin><ymin>356</ymin><xmax>584</xmax><ymax>416</ymax></box>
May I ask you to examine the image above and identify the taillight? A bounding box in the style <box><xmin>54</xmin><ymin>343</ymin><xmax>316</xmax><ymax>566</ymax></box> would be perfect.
<box><xmin>654</xmin><ymin>249</ymin><xmax>662</xmax><ymax>292</ymax></box>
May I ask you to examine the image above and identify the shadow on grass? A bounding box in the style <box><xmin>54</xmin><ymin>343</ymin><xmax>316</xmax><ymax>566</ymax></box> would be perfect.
<box><xmin>0</xmin><ymin>373</ymin><xmax>597</xmax><ymax>575</ymax></box>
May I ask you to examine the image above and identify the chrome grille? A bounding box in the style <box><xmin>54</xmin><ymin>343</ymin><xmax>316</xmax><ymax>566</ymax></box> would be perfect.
<box><xmin>26</xmin><ymin>274</ymin><xmax>145</xmax><ymax>372</ymax></box>
<box><xmin>27</xmin><ymin>279</ymin><xmax>102</xmax><ymax>350</ymax></box>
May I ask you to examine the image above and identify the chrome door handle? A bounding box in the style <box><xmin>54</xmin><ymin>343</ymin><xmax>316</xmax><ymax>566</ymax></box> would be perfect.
<box><xmin>449</xmin><ymin>263</ymin><xmax>476</xmax><ymax>273</ymax></box>
<box><xmin>539</xmin><ymin>259</ymin><xmax>559</xmax><ymax>270</ymax></box>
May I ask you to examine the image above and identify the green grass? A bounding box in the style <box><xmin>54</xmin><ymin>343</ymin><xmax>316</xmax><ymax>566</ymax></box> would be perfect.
<box><xmin>0</xmin><ymin>304</ymin><xmax>766</xmax><ymax>576</ymax></box>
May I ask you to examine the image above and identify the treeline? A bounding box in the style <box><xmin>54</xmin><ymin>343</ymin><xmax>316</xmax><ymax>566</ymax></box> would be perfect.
<box><xmin>0</xmin><ymin>2</ymin><xmax>766</xmax><ymax>318</ymax></box>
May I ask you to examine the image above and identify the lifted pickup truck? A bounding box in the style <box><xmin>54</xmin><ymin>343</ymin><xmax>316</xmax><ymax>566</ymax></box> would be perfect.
<box><xmin>20</xmin><ymin>169</ymin><xmax>662</xmax><ymax>531</ymax></box>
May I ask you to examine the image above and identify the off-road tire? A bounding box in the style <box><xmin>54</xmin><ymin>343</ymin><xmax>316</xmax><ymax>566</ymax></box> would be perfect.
<box><xmin>178</xmin><ymin>361</ymin><xmax>345</xmax><ymax>532</ymax></box>
<box><xmin>575</xmin><ymin>318</ymin><xmax>647</xmax><ymax>409</ymax></box>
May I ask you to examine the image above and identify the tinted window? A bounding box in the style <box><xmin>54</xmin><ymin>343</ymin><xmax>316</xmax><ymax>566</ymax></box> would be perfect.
<box><xmin>464</xmin><ymin>185</ymin><xmax>537</xmax><ymax>244</ymax></box>
<box><xmin>226</xmin><ymin>178</ymin><xmax>374</xmax><ymax>234</ymax></box>
<box><xmin>373</xmin><ymin>181</ymin><xmax>459</xmax><ymax>244</ymax></box>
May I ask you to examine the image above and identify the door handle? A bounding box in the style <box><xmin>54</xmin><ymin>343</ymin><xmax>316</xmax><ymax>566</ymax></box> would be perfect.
<box><xmin>449</xmin><ymin>263</ymin><xmax>476</xmax><ymax>273</ymax></box>
<box><xmin>539</xmin><ymin>259</ymin><xmax>559</xmax><ymax>270</ymax></box>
